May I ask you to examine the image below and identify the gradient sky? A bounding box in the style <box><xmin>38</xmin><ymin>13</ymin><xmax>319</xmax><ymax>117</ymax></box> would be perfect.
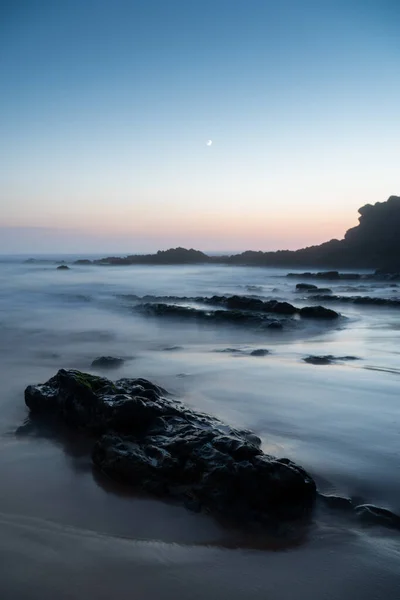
<box><xmin>1</xmin><ymin>0</ymin><xmax>399</xmax><ymax>254</ymax></box>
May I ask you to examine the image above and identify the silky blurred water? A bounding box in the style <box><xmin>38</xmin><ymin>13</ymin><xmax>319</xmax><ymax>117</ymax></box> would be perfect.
<box><xmin>1</xmin><ymin>259</ymin><xmax>400</xmax><ymax>598</ymax></box>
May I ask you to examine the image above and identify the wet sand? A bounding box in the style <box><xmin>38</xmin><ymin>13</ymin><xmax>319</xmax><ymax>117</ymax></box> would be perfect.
<box><xmin>1</xmin><ymin>512</ymin><xmax>400</xmax><ymax>600</ymax></box>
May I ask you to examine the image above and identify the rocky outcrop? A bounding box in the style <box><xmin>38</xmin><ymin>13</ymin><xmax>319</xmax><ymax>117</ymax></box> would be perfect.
<box><xmin>24</xmin><ymin>369</ymin><xmax>316</xmax><ymax>524</ymax></box>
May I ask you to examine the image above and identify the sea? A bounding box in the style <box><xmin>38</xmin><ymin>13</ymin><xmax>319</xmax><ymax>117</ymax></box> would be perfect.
<box><xmin>0</xmin><ymin>256</ymin><xmax>399</xmax><ymax>599</ymax></box>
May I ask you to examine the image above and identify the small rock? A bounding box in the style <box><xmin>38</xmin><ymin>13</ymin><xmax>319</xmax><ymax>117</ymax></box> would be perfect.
<box><xmin>91</xmin><ymin>356</ymin><xmax>125</xmax><ymax>369</ymax></box>
<box><xmin>296</xmin><ymin>283</ymin><xmax>318</xmax><ymax>291</ymax></box>
<box><xmin>319</xmin><ymin>494</ymin><xmax>354</xmax><ymax>512</ymax></box>
<box><xmin>299</xmin><ymin>306</ymin><xmax>339</xmax><ymax>319</ymax></box>
<box><xmin>250</xmin><ymin>349</ymin><xmax>270</xmax><ymax>357</ymax></box>
<box><xmin>355</xmin><ymin>504</ymin><xmax>400</xmax><ymax>530</ymax></box>
<box><xmin>163</xmin><ymin>346</ymin><xmax>183</xmax><ymax>351</ymax></box>
<box><xmin>57</xmin><ymin>265</ymin><xmax>70</xmax><ymax>270</ymax></box>
<box><xmin>303</xmin><ymin>355</ymin><xmax>334</xmax><ymax>365</ymax></box>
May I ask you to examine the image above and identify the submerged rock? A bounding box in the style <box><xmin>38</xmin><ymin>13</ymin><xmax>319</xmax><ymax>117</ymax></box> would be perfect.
<box><xmin>319</xmin><ymin>494</ymin><xmax>354</xmax><ymax>512</ymax></box>
<box><xmin>355</xmin><ymin>504</ymin><xmax>400</xmax><ymax>530</ymax></box>
<box><xmin>91</xmin><ymin>356</ymin><xmax>125</xmax><ymax>369</ymax></box>
<box><xmin>24</xmin><ymin>369</ymin><xmax>316</xmax><ymax>523</ymax></box>
<box><xmin>57</xmin><ymin>265</ymin><xmax>70</xmax><ymax>270</ymax></box>
<box><xmin>288</xmin><ymin>271</ymin><xmax>359</xmax><ymax>281</ymax></box>
<box><xmin>303</xmin><ymin>355</ymin><xmax>335</xmax><ymax>365</ymax></box>
<box><xmin>304</xmin><ymin>355</ymin><xmax>360</xmax><ymax>365</ymax></box>
<box><xmin>250</xmin><ymin>349</ymin><xmax>270</xmax><ymax>357</ymax></box>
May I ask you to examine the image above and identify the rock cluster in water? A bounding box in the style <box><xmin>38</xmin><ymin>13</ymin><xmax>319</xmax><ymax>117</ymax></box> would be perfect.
<box><xmin>126</xmin><ymin>294</ymin><xmax>340</xmax><ymax>329</ymax></box>
<box><xmin>308</xmin><ymin>294</ymin><xmax>400</xmax><ymax>308</ymax></box>
<box><xmin>288</xmin><ymin>270</ymin><xmax>400</xmax><ymax>282</ymax></box>
<box><xmin>303</xmin><ymin>355</ymin><xmax>359</xmax><ymax>365</ymax></box>
<box><xmin>24</xmin><ymin>369</ymin><xmax>317</xmax><ymax>524</ymax></box>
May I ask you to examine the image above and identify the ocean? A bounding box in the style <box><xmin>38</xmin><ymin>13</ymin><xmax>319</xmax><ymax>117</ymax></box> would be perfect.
<box><xmin>1</xmin><ymin>258</ymin><xmax>400</xmax><ymax>599</ymax></box>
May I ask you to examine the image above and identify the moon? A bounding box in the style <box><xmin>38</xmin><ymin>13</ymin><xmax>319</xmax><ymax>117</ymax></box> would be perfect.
<box><xmin>206</xmin><ymin>140</ymin><xmax>213</xmax><ymax>146</ymax></box>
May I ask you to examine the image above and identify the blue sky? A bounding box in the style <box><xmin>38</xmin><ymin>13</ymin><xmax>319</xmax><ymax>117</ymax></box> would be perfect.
<box><xmin>0</xmin><ymin>0</ymin><xmax>399</xmax><ymax>253</ymax></box>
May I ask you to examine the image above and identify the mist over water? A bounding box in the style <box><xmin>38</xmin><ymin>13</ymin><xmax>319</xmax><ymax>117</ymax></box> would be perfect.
<box><xmin>1</xmin><ymin>259</ymin><xmax>400</xmax><ymax>598</ymax></box>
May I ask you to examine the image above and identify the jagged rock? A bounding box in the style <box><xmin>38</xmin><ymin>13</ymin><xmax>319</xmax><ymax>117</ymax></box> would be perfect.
<box><xmin>24</xmin><ymin>369</ymin><xmax>316</xmax><ymax>523</ymax></box>
<box><xmin>91</xmin><ymin>356</ymin><xmax>125</xmax><ymax>369</ymax></box>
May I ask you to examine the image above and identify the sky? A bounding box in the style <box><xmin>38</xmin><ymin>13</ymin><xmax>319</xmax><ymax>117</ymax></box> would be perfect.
<box><xmin>0</xmin><ymin>0</ymin><xmax>399</xmax><ymax>254</ymax></box>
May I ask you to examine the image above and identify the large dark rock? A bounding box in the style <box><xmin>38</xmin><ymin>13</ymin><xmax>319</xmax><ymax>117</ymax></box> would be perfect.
<box><xmin>24</xmin><ymin>369</ymin><xmax>316</xmax><ymax>523</ymax></box>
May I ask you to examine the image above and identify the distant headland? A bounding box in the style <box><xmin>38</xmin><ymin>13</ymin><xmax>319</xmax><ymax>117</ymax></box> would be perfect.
<box><xmin>66</xmin><ymin>195</ymin><xmax>400</xmax><ymax>270</ymax></box>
